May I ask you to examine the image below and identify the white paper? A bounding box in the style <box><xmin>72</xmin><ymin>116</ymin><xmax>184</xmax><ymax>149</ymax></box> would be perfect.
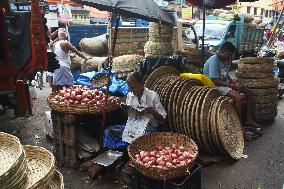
<box><xmin>122</xmin><ymin>116</ymin><xmax>150</xmax><ymax>144</ymax></box>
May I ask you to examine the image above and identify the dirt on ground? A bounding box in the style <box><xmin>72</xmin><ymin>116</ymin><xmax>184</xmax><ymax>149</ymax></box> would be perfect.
<box><xmin>0</xmin><ymin>83</ymin><xmax>283</xmax><ymax>189</ymax></box>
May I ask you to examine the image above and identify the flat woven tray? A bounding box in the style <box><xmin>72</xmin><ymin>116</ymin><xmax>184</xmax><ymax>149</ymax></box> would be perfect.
<box><xmin>47</xmin><ymin>93</ymin><xmax>123</xmax><ymax>115</ymax></box>
<box><xmin>216</xmin><ymin>100</ymin><xmax>244</xmax><ymax>160</ymax></box>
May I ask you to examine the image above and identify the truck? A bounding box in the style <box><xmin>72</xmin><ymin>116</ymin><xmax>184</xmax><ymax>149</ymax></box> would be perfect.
<box><xmin>187</xmin><ymin>15</ymin><xmax>266</xmax><ymax>57</ymax></box>
<box><xmin>0</xmin><ymin>0</ymin><xmax>47</xmax><ymax>115</ymax></box>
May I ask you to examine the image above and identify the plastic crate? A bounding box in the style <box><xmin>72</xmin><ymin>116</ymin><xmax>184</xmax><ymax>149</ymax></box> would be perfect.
<box><xmin>131</xmin><ymin>163</ymin><xmax>201</xmax><ymax>189</ymax></box>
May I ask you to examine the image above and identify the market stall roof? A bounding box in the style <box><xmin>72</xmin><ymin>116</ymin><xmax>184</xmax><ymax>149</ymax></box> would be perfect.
<box><xmin>187</xmin><ymin>0</ymin><xmax>237</xmax><ymax>9</ymax></box>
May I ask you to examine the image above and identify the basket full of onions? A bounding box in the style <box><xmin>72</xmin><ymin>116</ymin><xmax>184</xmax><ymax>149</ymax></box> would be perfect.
<box><xmin>128</xmin><ymin>132</ymin><xmax>198</xmax><ymax>180</ymax></box>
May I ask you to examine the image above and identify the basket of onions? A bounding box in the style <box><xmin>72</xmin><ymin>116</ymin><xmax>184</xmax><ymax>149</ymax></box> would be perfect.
<box><xmin>47</xmin><ymin>85</ymin><xmax>123</xmax><ymax>114</ymax></box>
<box><xmin>128</xmin><ymin>132</ymin><xmax>198</xmax><ymax>180</ymax></box>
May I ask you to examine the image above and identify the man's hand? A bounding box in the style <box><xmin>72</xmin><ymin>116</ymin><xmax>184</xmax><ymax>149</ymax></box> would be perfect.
<box><xmin>143</xmin><ymin>107</ymin><xmax>155</xmax><ymax>115</ymax></box>
<box><xmin>230</xmin><ymin>82</ymin><xmax>244</xmax><ymax>91</ymax></box>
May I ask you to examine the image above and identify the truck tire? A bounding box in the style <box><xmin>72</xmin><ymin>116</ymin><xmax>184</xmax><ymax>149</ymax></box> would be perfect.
<box><xmin>238</xmin><ymin>62</ymin><xmax>274</xmax><ymax>72</ymax></box>
<box><xmin>237</xmin><ymin>78</ymin><xmax>278</xmax><ymax>89</ymax></box>
<box><xmin>239</xmin><ymin>57</ymin><xmax>274</xmax><ymax>64</ymax></box>
<box><xmin>236</xmin><ymin>71</ymin><xmax>274</xmax><ymax>79</ymax></box>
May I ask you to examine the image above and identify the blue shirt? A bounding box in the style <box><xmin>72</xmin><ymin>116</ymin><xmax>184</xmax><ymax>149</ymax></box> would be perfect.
<box><xmin>203</xmin><ymin>54</ymin><xmax>230</xmax><ymax>81</ymax></box>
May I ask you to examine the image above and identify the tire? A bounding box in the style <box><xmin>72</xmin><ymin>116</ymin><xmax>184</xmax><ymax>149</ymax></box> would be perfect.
<box><xmin>237</xmin><ymin>78</ymin><xmax>278</xmax><ymax>89</ymax></box>
<box><xmin>236</xmin><ymin>71</ymin><xmax>274</xmax><ymax>79</ymax></box>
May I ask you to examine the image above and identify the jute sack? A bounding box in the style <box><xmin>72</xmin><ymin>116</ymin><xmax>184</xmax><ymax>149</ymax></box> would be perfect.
<box><xmin>257</xmin><ymin>23</ymin><xmax>267</xmax><ymax>28</ymax></box>
<box><xmin>79</xmin><ymin>34</ymin><xmax>108</xmax><ymax>56</ymax></box>
<box><xmin>70</xmin><ymin>52</ymin><xmax>94</xmax><ymax>70</ymax></box>
<box><xmin>113</xmin><ymin>54</ymin><xmax>143</xmax><ymax>77</ymax></box>
<box><xmin>144</xmin><ymin>41</ymin><xmax>174</xmax><ymax>57</ymax></box>
<box><xmin>244</xmin><ymin>14</ymin><xmax>254</xmax><ymax>22</ymax></box>
<box><xmin>253</xmin><ymin>17</ymin><xmax>262</xmax><ymax>25</ymax></box>
<box><xmin>81</xmin><ymin>57</ymin><xmax>108</xmax><ymax>73</ymax></box>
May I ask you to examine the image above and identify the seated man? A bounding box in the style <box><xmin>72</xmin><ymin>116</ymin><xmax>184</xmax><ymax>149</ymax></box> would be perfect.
<box><xmin>103</xmin><ymin>71</ymin><xmax>167</xmax><ymax>149</ymax></box>
<box><xmin>203</xmin><ymin>42</ymin><xmax>261</xmax><ymax>140</ymax></box>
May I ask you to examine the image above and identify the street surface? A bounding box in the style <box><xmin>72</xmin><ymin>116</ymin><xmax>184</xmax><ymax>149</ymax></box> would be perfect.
<box><xmin>0</xmin><ymin>84</ymin><xmax>283</xmax><ymax>189</ymax></box>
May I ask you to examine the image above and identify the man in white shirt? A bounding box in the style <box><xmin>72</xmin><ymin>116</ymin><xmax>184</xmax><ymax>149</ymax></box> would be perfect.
<box><xmin>121</xmin><ymin>71</ymin><xmax>166</xmax><ymax>144</ymax></box>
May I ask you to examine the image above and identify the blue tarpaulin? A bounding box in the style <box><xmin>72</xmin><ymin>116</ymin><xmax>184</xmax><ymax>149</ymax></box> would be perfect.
<box><xmin>75</xmin><ymin>69</ymin><xmax>129</xmax><ymax>96</ymax></box>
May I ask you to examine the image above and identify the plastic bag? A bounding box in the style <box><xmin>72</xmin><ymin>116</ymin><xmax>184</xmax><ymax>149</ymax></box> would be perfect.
<box><xmin>103</xmin><ymin>125</ymin><xmax>129</xmax><ymax>149</ymax></box>
<box><xmin>180</xmin><ymin>73</ymin><xmax>216</xmax><ymax>88</ymax></box>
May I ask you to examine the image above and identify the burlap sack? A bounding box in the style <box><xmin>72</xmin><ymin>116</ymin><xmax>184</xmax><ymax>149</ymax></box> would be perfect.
<box><xmin>253</xmin><ymin>17</ymin><xmax>262</xmax><ymax>25</ymax></box>
<box><xmin>144</xmin><ymin>41</ymin><xmax>174</xmax><ymax>57</ymax></box>
<box><xmin>79</xmin><ymin>34</ymin><xmax>108</xmax><ymax>56</ymax></box>
<box><xmin>81</xmin><ymin>57</ymin><xmax>108</xmax><ymax>73</ymax></box>
<box><xmin>112</xmin><ymin>54</ymin><xmax>143</xmax><ymax>77</ymax></box>
<box><xmin>244</xmin><ymin>14</ymin><xmax>254</xmax><ymax>23</ymax></box>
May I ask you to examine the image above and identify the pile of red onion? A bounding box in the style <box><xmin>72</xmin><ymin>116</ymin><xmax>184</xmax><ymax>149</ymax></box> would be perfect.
<box><xmin>50</xmin><ymin>85</ymin><xmax>120</xmax><ymax>107</ymax></box>
<box><xmin>134</xmin><ymin>144</ymin><xmax>195</xmax><ymax>168</ymax></box>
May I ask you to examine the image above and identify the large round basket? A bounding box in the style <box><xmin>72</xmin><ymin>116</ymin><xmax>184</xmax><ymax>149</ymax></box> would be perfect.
<box><xmin>24</xmin><ymin>145</ymin><xmax>55</xmax><ymax>189</ymax></box>
<box><xmin>0</xmin><ymin>132</ymin><xmax>28</xmax><ymax>188</ymax></box>
<box><xmin>47</xmin><ymin>93</ymin><xmax>123</xmax><ymax>115</ymax></box>
<box><xmin>48</xmin><ymin>170</ymin><xmax>64</xmax><ymax>189</ymax></box>
<box><xmin>128</xmin><ymin>132</ymin><xmax>198</xmax><ymax>180</ymax></box>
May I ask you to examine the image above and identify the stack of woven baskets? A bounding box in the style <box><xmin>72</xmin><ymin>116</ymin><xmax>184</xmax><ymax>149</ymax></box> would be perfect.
<box><xmin>145</xmin><ymin>66</ymin><xmax>244</xmax><ymax>160</ymax></box>
<box><xmin>144</xmin><ymin>22</ymin><xmax>174</xmax><ymax>57</ymax></box>
<box><xmin>236</xmin><ymin>57</ymin><xmax>278</xmax><ymax>122</ymax></box>
<box><xmin>0</xmin><ymin>132</ymin><xmax>64</xmax><ymax>189</ymax></box>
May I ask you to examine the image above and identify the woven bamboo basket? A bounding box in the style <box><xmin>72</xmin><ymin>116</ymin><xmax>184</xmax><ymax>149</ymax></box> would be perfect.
<box><xmin>48</xmin><ymin>170</ymin><xmax>64</xmax><ymax>189</ymax></box>
<box><xmin>24</xmin><ymin>145</ymin><xmax>55</xmax><ymax>189</ymax></box>
<box><xmin>148</xmin><ymin>22</ymin><xmax>174</xmax><ymax>42</ymax></box>
<box><xmin>0</xmin><ymin>132</ymin><xmax>26</xmax><ymax>183</ymax></box>
<box><xmin>128</xmin><ymin>132</ymin><xmax>198</xmax><ymax>180</ymax></box>
<box><xmin>144</xmin><ymin>41</ymin><xmax>174</xmax><ymax>57</ymax></box>
<box><xmin>47</xmin><ymin>93</ymin><xmax>123</xmax><ymax>115</ymax></box>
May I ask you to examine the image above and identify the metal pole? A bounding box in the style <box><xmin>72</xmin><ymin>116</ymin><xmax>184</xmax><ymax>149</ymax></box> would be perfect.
<box><xmin>201</xmin><ymin>2</ymin><xmax>206</xmax><ymax>69</ymax></box>
<box><xmin>100</xmin><ymin>13</ymin><xmax>120</xmax><ymax>146</ymax></box>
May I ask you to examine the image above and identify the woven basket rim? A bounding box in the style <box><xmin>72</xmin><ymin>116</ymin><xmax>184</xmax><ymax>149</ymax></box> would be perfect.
<box><xmin>0</xmin><ymin>132</ymin><xmax>23</xmax><ymax>177</ymax></box>
<box><xmin>48</xmin><ymin>170</ymin><xmax>64</xmax><ymax>189</ymax></box>
<box><xmin>23</xmin><ymin>145</ymin><xmax>55</xmax><ymax>188</ymax></box>
<box><xmin>127</xmin><ymin>132</ymin><xmax>198</xmax><ymax>180</ymax></box>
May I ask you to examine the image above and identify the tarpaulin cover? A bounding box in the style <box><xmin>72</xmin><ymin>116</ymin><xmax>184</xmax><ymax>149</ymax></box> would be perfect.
<box><xmin>187</xmin><ymin>0</ymin><xmax>237</xmax><ymax>9</ymax></box>
<box><xmin>72</xmin><ymin>0</ymin><xmax>174</xmax><ymax>25</ymax></box>
<box><xmin>75</xmin><ymin>69</ymin><xmax>129</xmax><ymax>96</ymax></box>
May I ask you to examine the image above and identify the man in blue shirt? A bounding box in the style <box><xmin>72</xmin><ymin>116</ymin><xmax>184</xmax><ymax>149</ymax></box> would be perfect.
<box><xmin>204</xmin><ymin>42</ymin><xmax>262</xmax><ymax>140</ymax></box>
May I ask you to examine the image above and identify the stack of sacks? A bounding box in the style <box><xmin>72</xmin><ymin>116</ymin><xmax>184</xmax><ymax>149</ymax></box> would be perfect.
<box><xmin>71</xmin><ymin>34</ymin><xmax>108</xmax><ymax>72</ymax></box>
<box><xmin>112</xmin><ymin>54</ymin><xmax>144</xmax><ymax>77</ymax></box>
<box><xmin>144</xmin><ymin>22</ymin><xmax>174</xmax><ymax>57</ymax></box>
